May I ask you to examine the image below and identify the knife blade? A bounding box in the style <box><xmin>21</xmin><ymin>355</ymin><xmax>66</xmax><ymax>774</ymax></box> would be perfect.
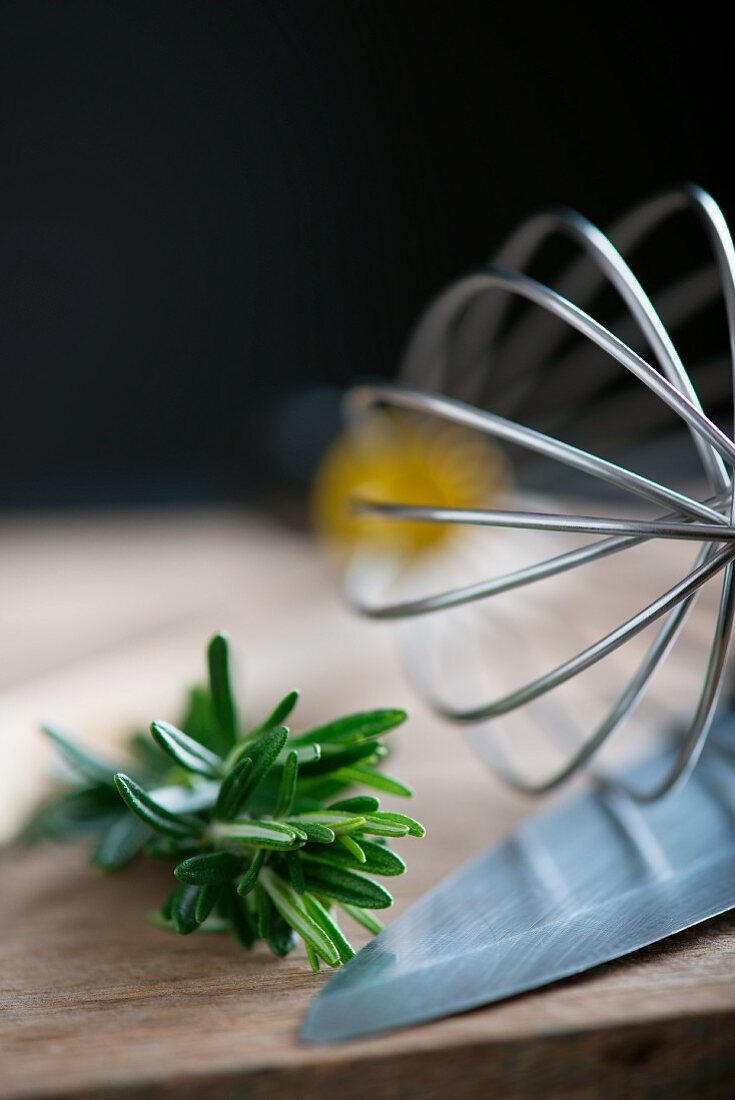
<box><xmin>302</xmin><ymin>711</ymin><xmax>735</xmax><ymax>1042</ymax></box>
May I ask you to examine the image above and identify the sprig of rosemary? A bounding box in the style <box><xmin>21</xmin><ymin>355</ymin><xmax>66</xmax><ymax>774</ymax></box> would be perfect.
<box><xmin>24</xmin><ymin>633</ymin><xmax>423</xmax><ymax>970</ymax></box>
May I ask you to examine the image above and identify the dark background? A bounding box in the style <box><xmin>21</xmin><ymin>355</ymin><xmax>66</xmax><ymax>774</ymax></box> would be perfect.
<box><xmin>0</xmin><ymin>1</ymin><xmax>732</xmax><ymax>511</ymax></box>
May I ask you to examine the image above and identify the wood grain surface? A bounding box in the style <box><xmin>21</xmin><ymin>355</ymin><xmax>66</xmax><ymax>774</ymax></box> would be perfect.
<box><xmin>1</xmin><ymin>511</ymin><xmax>734</xmax><ymax>1099</ymax></box>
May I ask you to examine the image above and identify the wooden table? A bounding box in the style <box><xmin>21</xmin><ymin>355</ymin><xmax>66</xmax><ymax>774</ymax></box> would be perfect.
<box><xmin>1</xmin><ymin>511</ymin><xmax>734</xmax><ymax>1099</ymax></box>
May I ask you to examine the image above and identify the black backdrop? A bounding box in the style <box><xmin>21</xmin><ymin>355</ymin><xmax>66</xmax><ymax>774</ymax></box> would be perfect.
<box><xmin>0</xmin><ymin>1</ymin><xmax>732</xmax><ymax>508</ymax></box>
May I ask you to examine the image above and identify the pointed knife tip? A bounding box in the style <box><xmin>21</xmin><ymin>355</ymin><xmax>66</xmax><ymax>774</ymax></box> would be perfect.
<box><xmin>300</xmin><ymin>1003</ymin><xmax>360</xmax><ymax>1044</ymax></box>
<box><xmin>300</xmin><ymin>995</ymin><xmax>397</xmax><ymax>1044</ymax></box>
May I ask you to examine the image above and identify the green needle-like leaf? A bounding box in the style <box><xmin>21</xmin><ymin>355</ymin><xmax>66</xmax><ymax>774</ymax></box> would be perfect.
<box><xmin>247</xmin><ymin>724</ymin><xmax>290</xmax><ymax>786</ymax></box>
<box><xmin>232</xmin><ymin>893</ymin><xmax>257</xmax><ymax>949</ymax></box>
<box><xmin>194</xmin><ymin>883</ymin><xmax>222</xmax><ymax>923</ymax></box>
<box><xmin>172</xmin><ymin>884</ymin><xmax>202</xmax><ymax>934</ymax></box>
<box><xmin>211</xmin><ymin>818</ymin><xmax>303</xmax><ymax>850</ymax></box>
<box><xmin>287</xmin><ymin>811</ymin><xmax>366</xmax><ymax>835</ymax></box>
<box><xmin>207</xmin><ymin>633</ymin><xmax>238</xmax><ymax>753</ymax></box>
<box><xmin>41</xmin><ymin>724</ymin><xmax>118</xmax><ymax>787</ymax></box>
<box><xmin>285</xmin><ymin>820</ymin><xmax>334</xmax><ymax>844</ymax></box>
<box><xmin>303</xmin><ymin>838</ymin><xmax>406</xmax><ymax>877</ymax></box>
<box><xmin>236</xmin><ymin>849</ymin><xmax>266</xmax><ymax>896</ymax></box>
<box><xmin>150</xmin><ymin>720</ymin><xmax>223</xmax><ymax>778</ymax></box>
<box><xmin>303</xmin><ymin>864</ymin><xmax>393</xmax><ymax>909</ymax></box>
<box><xmin>260</xmin><ymin>868</ymin><xmax>340</xmax><ymax>967</ymax></box>
<box><xmin>174</xmin><ymin>850</ymin><xmax>244</xmax><ymax>885</ymax></box>
<box><xmin>353</xmin><ymin>838</ymin><xmax>406</xmax><ymax>876</ymax></box>
<box><xmin>179</xmin><ymin>684</ymin><xmax>221</xmax><ymax>753</ymax></box>
<box><xmin>338</xmin><ymin>835</ymin><xmax>366</xmax><ymax>863</ymax></box>
<box><xmin>19</xmin><ymin>786</ymin><xmax>119</xmax><ymax>843</ymax></box>
<box><xmin>286</xmin><ymin>850</ymin><xmax>306</xmax><ymax>893</ymax></box>
<box><xmin>93</xmin><ymin>815</ymin><xmax>151</xmax><ymax>870</ymax></box>
<box><xmin>291</xmin><ymin>709</ymin><xmax>407</xmax><ymax>746</ymax></box>
<box><xmin>153</xmin><ymin>782</ymin><xmax>220</xmax><ymax>815</ymax></box>
<box><xmin>28</xmin><ymin>631</ymin><xmax>422</xmax><ymax>971</ymax></box>
<box><xmin>366</xmin><ymin>810</ymin><xmax>426</xmax><ymax>838</ymax></box>
<box><xmin>299</xmin><ymin>741</ymin><xmax>379</xmax><ymax>777</ymax></box>
<box><xmin>249</xmin><ymin>689</ymin><xmax>300</xmax><ymax>738</ymax></box>
<box><xmin>160</xmin><ymin>891</ymin><xmax>175</xmax><ymax>921</ymax></box>
<box><xmin>215</xmin><ymin>756</ymin><xmax>253</xmax><ymax>820</ymax></box>
<box><xmin>223</xmin><ymin>726</ymin><xmax>289</xmax><ymax>809</ymax></box>
<box><xmin>275</xmin><ymin>750</ymin><xmax>299</xmax><ymax>818</ymax></box>
<box><xmin>114</xmin><ymin>774</ymin><xmax>203</xmax><ymax>838</ymax></box>
<box><xmin>303</xmin><ymin>893</ymin><xmax>355</xmax><ymax>964</ymax></box>
<box><xmin>329</xmin><ymin>795</ymin><xmax>380</xmax><ymax>814</ymax></box>
<box><xmin>129</xmin><ymin>731</ymin><xmax>172</xmax><ymax>777</ymax></box>
<box><xmin>275</xmin><ymin>742</ymin><xmax>320</xmax><ymax>766</ymax></box>
<box><xmin>255</xmin><ymin>884</ymin><xmax>272</xmax><ymax>940</ymax></box>
<box><xmin>340</xmin><ymin>903</ymin><xmax>385</xmax><ymax>935</ymax></box>
<box><xmin>359</xmin><ymin>815</ymin><xmax>410</xmax><ymax>837</ymax></box>
<box><xmin>149</xmin><ymin>912</ymin><xmax>174</xmax><ymax>930</ymax></box>
<box><xmin>332</xmin><ymin>765</ymin><xmax>414</xmax><ymax>797</ymax></box>
<box><xmin>267</xmin><ymin>910</ymin><xmax>297</xmax><ymax>957</ymax></box>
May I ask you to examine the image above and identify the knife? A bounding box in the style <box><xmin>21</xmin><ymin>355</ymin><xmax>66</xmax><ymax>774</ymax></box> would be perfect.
<box><xmin>302</xmin><ymin>709</ymin><xmax>735</xmax><ymax>1042</ymax></box>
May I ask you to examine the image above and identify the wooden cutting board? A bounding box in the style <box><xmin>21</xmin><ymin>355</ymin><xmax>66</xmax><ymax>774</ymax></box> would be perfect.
<box><xmin>1</xmin><ymin>511</ymin><xmax>734</xmax><ymax>1099</ymax></box>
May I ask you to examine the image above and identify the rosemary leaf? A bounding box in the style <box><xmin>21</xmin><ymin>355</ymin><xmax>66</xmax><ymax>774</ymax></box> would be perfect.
<box><xmin>365</xmin><ymin>810</ymin><xmax>426</xmax><ymax>838</ymax></box>
<box><xmin>329</xmin><ymin>795</ymin><xmax>380</xmax><ymax>814</ymax></box>
<box><xmin>249</xmin><ymin>689</ymin><xmax>300</xmax><ymax>738</ymax></box>
<box><xmin>174</xmin><ymin>851</ymin><xmax>244</xmax><ymax>885</ymax></box>
<box><xmin>236</xmin><ymin>849</ymin><xmax>266</xmax><ymax>896</ymax></box>
<box><xmin>331</xmin><ymin>765</ymin><xmax>414</xmax><ymax>797</ymax></box>
<box><xmin>215</xmin><ymin>756</ymin><xmax>254</xmax><ymax>820</ymax></box>
<box><xmin>211</xmin><ymin>818</ymin><xmax>302</xmax><ymax>850</ymax></box>
<box><xmin>286</xmin><ymin>850</ymin><xmax>306</xmax><ymax>893</ymax></box>
<box><xmin>286</xmin><ymin>820</ymin><xmax>335</xmax><ymax>844</ymax></box>
<box><xmin>114</xmin><ymin>774</ymin><xmax>203</xmax><ymax>838</ymax></box>
<box><xmin>153</xmin><ymin>782</ymin><xmax>220</xmax><ymax>815</ymax></box>
<box><xmin>41</xmin><ymin>724</ymin><xmax>118</xmax><ymax>787</ymax></box>
<box><xmin>303</xmin><ymin>838</ymin><xmax>406</xmax><ymax>877</ymax></box>
<box><xmin>150</xmin><ymin>720</ymin><xmax>223</xmax><ymax>779</ymax></box>
<box><xmin>224</xmin><ymin>726</ymin><xmax>289</xmax><ymax>805</ymax></box>
<box><xmin>194</xmin><ymin>883</ymin><xmax>222</xmax><ymax>923</ymax></box>
<box><xmin>255</xmin><ymin>884</ymin><xmax>272</xmax><ymax>940</ymax></box>
<box><xmin>26</xmin><ymin>631</ymin><xmax>423</xmax><ymax>971</ymax></box>
<box><xmin>303</xmin><ymin>893</ymin><xmax>356</xmax><ymax>964</ymax></box>
<box><xmin>130</xmin><ymin>733</ymin><xmax>175</xmax><ymax>784</ymax></box>
<box><xmin>287</xmin><ymin>811</ymin><xmax>366</xmax><ymax>835</ymax></box>
<box><xmin>232</xmin><ymin>893</ymin><xmax>257</xmax><ymax>949</ymax></box>
<box><xmin>172</xmin><ymin>884</ymin><xmax>202</xmax><ymax>934</ymax></box>
<box><xmin>178</xmin><ymin>684</ymin><xmax>214</xmax><ymax>745</ymax></box>
<box><xmin>274</xmin><ymin>750</ymin><xmax>299</xmax><ymax>819</ymax></box>
<box><xmin>161</xmin><ymin>891</ymin><xmax>175</xmax><ymax>920</ymax></box>
<box><xmin>352</xmin><ymin>839</ymin><xmax>406</xmax><ymax>876</ymax></box>
<box><xmin>359</xmin><ymin>816</ymin><xmax>410</xmax><ymax>838</ymax></box>
<box><xmin>303</xmin><ymin>864</ymin><xmax>393</xmax><ymax>909</ymax></box>
<box><xmin>260</xmin><ymin>868</ymin><xmax>340</xmax><ymax>967</ymax></box>
<box><xmin>338</xmin><ymin>835</ymin><xmax>366</xmax><ymax>863</ymax></box>
<box><xmin>276</xmin><ymin>742</ymin><xmax>320</xmax><ymax>766</ymax></box>
<box><xmin>291</xmin><ymin>709</ymin><xmax>407</xmax><ymax>746</ymax></box>
<box><xmin>299</xmin><ymin>741</ymin><xmax>380</xmax><ymax>777</ymax></box>
<box><xmin>340</xmin><ymin>903</ymin><xmax>385</xmax><ymax>935</ymax></box>
<box><xmin>267</xmin><ymin>910</ymin><xmax>298</xmax><ymax>958</ymax></box>
<box><xmin>92</xmin><ymin>814</ymin><xmax>151</xmax><ymax>870</ymax></box>
<box><xmin>207</xmin><ymin>633</ymin><xmax>238</xmax><ymax>753</ymax></box>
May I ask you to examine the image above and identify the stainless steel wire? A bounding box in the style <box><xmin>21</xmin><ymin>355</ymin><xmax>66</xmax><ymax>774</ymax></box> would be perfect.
<box><xmin>344</xmin><ymin>185</ymin><xmax>735</xmax><ymax>802</ymax></box>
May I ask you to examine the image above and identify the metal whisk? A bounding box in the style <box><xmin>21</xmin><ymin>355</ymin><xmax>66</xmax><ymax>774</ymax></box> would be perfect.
<box><xmin>344</xmin><ymin>184</ymin><xmax>735</xmax><ymax>803</ymax></box>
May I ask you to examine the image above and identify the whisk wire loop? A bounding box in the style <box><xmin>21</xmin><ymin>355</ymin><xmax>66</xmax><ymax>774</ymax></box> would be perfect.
<box><xmin>346</xmin><ymin>185</ymin><xmax>735</xmax><ymax>801</ymax></box>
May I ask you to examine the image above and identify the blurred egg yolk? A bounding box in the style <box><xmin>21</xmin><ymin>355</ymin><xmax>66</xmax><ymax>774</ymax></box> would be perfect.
<box><xmin>312</xmin><ymin>410</ymin><xmax>511</xmax><ymax>558</ymax></box>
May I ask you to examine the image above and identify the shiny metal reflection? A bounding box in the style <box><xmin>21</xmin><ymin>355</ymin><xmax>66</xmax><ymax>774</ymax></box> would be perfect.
<box><xmin>302</xmin><ymin>709</ymin><xmax>735</xmax><ymax>1042</ymax></box>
